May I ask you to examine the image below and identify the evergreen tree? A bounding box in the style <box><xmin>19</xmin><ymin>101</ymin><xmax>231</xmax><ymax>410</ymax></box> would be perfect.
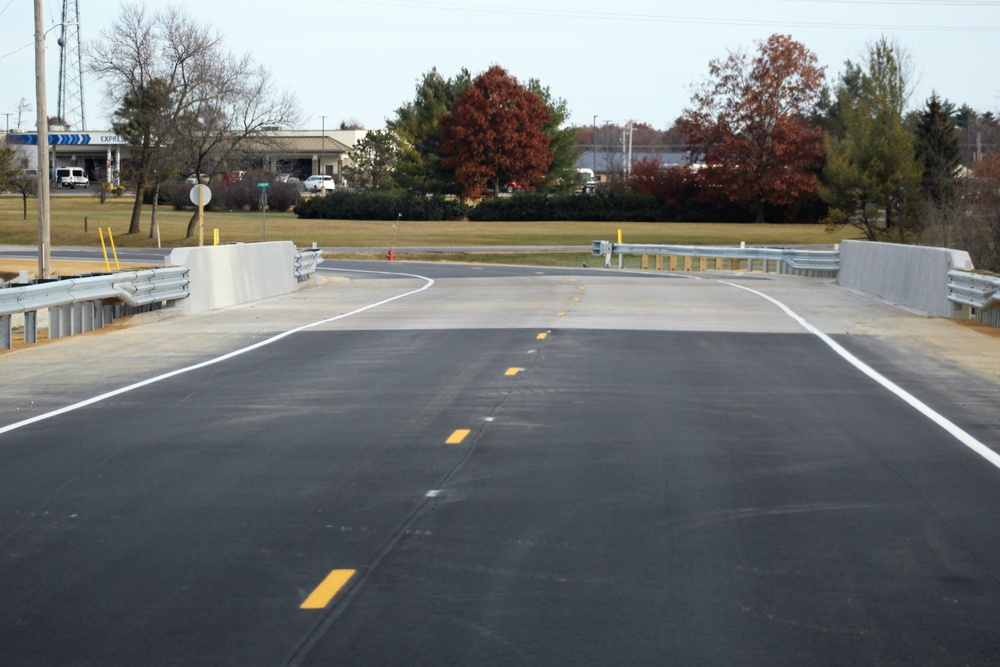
<box><xmin>387</xmin><ymin>68</ymin><xmax>471</xmax><ymax>193</ymax></box>
<box><xmin>820</xmin><ymin>38</ymin><xmax>923</xmax><ymax>241</ymax></box>
<box><xmin>914</xmin><ymin>93</ymin><xmax>961</xmax><ymax>207</ymax></box>
<box><xmin>346</xmin><ymin>131</ymin><xmax>401</xmax><ymax>190</ymax></box>
<box><xmin>527</xmin><ymin>79</ymin><xmax>580</xmax><ymax>193</ymax></box>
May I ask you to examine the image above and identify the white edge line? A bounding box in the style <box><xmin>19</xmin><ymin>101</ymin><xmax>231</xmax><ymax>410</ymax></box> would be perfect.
<box><xmin>719</xmin><ymin>280</ymin><xmax>1000</xmax><ymax>471</ymax></box>
<box><xmin>0</xmin><ymin>269</ymin><xmax>434</xmax><ymax>436</ymax></box>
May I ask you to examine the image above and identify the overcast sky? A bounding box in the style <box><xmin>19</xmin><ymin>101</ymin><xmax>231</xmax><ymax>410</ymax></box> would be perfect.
<box><xmin>2</xmin><ymin>0</ymin><xmax>999</xmax><ymax>133</ymax></box>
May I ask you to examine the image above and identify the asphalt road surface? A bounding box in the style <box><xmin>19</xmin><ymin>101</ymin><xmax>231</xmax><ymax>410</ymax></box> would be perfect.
<box><xmin>1</xmin><ymin>260</ymin><xmax>999</xmax><ymax>666</ymax></box>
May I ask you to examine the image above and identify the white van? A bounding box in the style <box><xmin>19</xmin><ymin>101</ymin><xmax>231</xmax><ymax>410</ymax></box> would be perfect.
<box><xmin>56</xmin><ymin>167</ymin><xmax>89</xmax><ymax>189</ymax></box>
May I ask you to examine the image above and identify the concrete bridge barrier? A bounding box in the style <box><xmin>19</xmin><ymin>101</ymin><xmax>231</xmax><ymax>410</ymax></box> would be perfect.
<box><xmin>838</xmin><ymin>240</ymin><xmax>973</xmax><ymax>318</ymax></box>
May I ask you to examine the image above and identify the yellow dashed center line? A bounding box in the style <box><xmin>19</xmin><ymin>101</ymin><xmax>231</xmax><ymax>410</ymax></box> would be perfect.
<box><xmin>537</xmin><ymin>333</ymin><xmax>548</xmax><ymax>340</ymax></box>
<box><xmin>557</xmin><ymin>312</ymin><xmax>566</xmax><ymax>317</ymax></box>
<box><xmin>300</xmin><ymin>569</ymin><xmax>356</xmax><ymax>609</ymax></box>
<box><xmin>446</xmin><ymin>429</ymin><xmax>471</xmax><ymax>444</ymax></box>
<box><xmin>505</xmin><ymin>367</ymin><xmax>522</xmax><ymax>376</ymax></box>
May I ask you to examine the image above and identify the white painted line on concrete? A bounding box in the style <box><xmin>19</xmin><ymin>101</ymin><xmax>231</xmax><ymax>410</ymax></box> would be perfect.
<box><xmin>0</xmin><ymin>269</ymin><xmax>434</xmax><ymax>436</ymax></box>
<box><xmin>720</xmin><ymin>280</ymin><xmax>1000</xmax><ymax>471</ymax></box>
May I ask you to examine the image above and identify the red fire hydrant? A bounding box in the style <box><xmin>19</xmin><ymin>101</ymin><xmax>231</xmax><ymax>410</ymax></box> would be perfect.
<box><xmin>387</xmin><ymin>248</ymin><xmax>395</xmax><ymax>262</ymax></box>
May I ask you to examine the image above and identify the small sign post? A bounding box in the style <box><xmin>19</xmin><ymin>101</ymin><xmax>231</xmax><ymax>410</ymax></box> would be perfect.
<box><xmin>189</xmin><ymin>184</ymin><xmax>212</xmax><ymax>247</ymax></box>
<box><xmin>258</xmin><ymin>182</ymin><xmax>270</xmax><ymax>240</ymax></box>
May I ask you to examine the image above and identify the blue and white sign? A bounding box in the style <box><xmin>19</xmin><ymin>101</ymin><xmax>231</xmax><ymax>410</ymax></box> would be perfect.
<box><xmin>5</xmin><ymin>132</ymin><xmax>127</xmax><ymax>146</ymax></box>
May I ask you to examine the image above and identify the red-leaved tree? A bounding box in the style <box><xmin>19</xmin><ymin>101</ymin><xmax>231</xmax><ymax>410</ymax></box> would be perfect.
<box><xmin>681</xmin><ymin>34</ymin><xmax>825</xmax><ymax>222</ymax></box>
<box><xmin>628</xmin><ymin>157</ymin><xmax>697</xmax><ymax>219</ymax></box>
<box><xmin>440</xmin><ymin>66</ymin><xmax>552</xmax><ymax>198</ymax></box>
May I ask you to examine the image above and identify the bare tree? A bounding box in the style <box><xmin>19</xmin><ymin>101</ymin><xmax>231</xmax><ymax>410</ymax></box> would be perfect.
<box><xmin>88</xmin><ymin>3</ymin><xmax>300</xmax><ymax>236</ymax></box>
<box><xmin>12</xmin><ymin>98</ymin><xmax>33</xmax><ymax>130</ymax></box>
<box><xmin>171</xmin><ymin>53</ymin><xmax>301</xmax><ymax>237</ymax></box>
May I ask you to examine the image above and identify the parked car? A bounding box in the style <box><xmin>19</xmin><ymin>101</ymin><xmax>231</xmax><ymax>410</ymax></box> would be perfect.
<box><xmin>55</xmin><ymin>167</ymin><xmax>89</xmax><ymax>189</ymax></box>
<box><xmin>303</xmin><ymin>174</ymin><xmax>335</xmax><ymax>192</ymax></box>
<box><xmin>184</xmin><ymin>173</ymin><xmax>209</xmax><ymax>184</ymax></box>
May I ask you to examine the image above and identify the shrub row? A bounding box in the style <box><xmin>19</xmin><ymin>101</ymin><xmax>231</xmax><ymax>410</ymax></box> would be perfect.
<box><xmin>155</xmin><ymin>171</ymin><xmax>300</xmax><ymax>213</ymax></box>
<box><xmin>293</xmin><ymin>190</ymin><xmax>468</xmax><ymax>221</ymax></box>
<box><xmin>289</xmin><ymin>188</ymin><xmax>825</xmax><ymax>223</ymax></box>
<box><xmin>469</xmin><ymin>192</ymin><xmax>673</xmax><ymax>222</ymax></box>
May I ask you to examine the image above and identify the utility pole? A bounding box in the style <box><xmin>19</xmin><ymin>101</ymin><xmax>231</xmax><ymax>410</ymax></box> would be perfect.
<box><xmin>626</xmin><ymin>121</ymin><xmax>634</xmax><ymax>181</ymax></box>
<box><xmin>592</xmin><ymin>115</ymin><xmax>598</xmax><ymax>178</ymax></box>
<box><xmin>34</xmin><ymin>0</ymin><xmax>51</xmax><ymax>279</ymax></box>
<box><xmin>320</xmin><ymin>115</ymin><xmax>327</xmax><ymax>176</ymax></box>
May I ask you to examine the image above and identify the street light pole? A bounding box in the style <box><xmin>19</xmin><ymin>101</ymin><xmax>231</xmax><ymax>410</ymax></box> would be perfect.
<box><xmin>320</xmin><ymin>115</ymin><xmax>327</xmax><ymax>177</ymax></box>
<box><xmin>592</xmin><ymin>115</ymin><xmax>598</xmax><ymax>178</ymax></box>
<box><xmin>34</xmin><ymin>0</ymin><xmax>51</xmax><ymax>279</ymax></box>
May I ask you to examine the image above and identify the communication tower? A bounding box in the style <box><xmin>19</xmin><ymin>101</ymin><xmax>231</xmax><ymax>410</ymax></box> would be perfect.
<box><xmin>56</xmin><ymin>0</ymin><xmax>86</xmax><ymax>130</ymax></box>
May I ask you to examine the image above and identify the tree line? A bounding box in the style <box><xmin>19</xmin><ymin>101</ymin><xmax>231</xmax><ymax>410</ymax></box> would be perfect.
<box><xmin>615</xmin><ymin>34</ymin><xmax>998</xmax><ymax>270</ymax></box>
<box><xmin>4</xmin><ymin>5</ymin><xmax>999</xmax><ymax>269</ymax></box>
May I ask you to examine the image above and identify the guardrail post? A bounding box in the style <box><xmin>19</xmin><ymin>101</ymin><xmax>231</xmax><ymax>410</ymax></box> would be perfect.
<box><xmin>1</xmin><ymin>315</ymin><xmax>11</xmax><ymax>349</ymax></box>
<box><xmin>71</xmin><ymin>302</ymin><xmax>84</xmax><ymax>335</ymax></box>
<box><xmin>640</xmin><ymin>255</ymin><xmax>649</xmax><ymax>270</ymax></box>
<box><xmin>655</xmin><ymin>256</ymin><xmax>663</xmax><ymax>271</ymax></box>
<box><xmin>49</xmin><ymin>307</ymin><xmax>62</xmax><ymax>340</ymax></box>
<box><xmin>715</xmin><ymin>258</ymin><xmax>723</xmax><ymax>270</ymax></box>
<box><xmin>698</xmin><ymin>257</ymin><xmax>708</xmax><ymax>272</ymax></box>
<box><xmin>82</xmin><ymin>301</ymin><xmax>95</xmax><ymax>333</ymax></box>
<box><xmin>59</xmin><ymin>304</ymin><xmax>72</xmax><ymax>338</ymax></box>
<box><xmin>669</xmin><ymin>256</ymin><xmax>677</xmax><ymax>271</ymax></box>
<box><xmin>24</xmin><ymin>311</ymin><xmax>37</xmax><ymax>344</ymax></box>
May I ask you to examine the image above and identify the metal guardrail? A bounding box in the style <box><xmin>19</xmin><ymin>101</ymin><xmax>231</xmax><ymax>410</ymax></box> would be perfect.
<box><xmin>947</xmin><ymin>269</ymin><xmax>1000</xmax><ymax>326</ymax></box>
<box><xmin>295</xmin><ymin>248</ymin><xmax>324</xmax><ymax>281</ymax></box>
<box><xmin>1</xmin><ymin>267</ymin><xmax>190</xmax><ymax>349</ymax></box>
<box><xmin>592</xmin><ymin>241</ymin><xmax>840</xmax><ymax>276</ymax></box>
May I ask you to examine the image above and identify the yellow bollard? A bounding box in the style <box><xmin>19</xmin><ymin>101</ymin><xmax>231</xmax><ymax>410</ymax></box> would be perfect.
<box><xmin>214</xmin><ymin>228</ymin><xmax>219</xmax><ymax>246</ymax></box>
<box><xmin>106</xmin><ymin>228</ymin><xmax>120</xmax><ymax>270</ymax></box>
<box><xmin>98</xmin><ymin>228</ymin><xmax>111</xmax><ymax>272</ymax></box>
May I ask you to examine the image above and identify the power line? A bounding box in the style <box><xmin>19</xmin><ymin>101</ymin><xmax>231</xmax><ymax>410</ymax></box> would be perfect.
<box><xmin>325</xmin><ymin>0</ymin><xmax>1000</xmax><ymax>32</ymax></box>
<box><xmin>784</xmin><ymin>0</ymin><xmax>1000</xmax><ymax>5</ymax></box>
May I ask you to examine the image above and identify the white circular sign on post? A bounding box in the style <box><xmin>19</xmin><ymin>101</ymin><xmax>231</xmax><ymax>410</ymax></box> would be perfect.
<box><xmin>189</xmin><ymin>184</ymin><xmax>212</xmax><ymax>206</ymax></box>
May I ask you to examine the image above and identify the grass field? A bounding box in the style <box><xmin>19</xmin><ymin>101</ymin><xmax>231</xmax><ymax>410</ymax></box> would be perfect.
<box><xmin>1</xmin><ymin>192</ymin><xmax>863</xmax><ymax>262</ymax></box>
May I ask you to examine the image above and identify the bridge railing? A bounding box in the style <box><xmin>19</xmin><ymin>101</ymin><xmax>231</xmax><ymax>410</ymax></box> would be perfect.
<box><xmin>295</xmin><ymin>248</ymin><xmax>324</xmax><ymax>281</ymax></box>
<box><xmin>592</xmin><ymin>241</ymin><xmax>840</xmax><ymax>277</ymax></box>
<box><xmin>947</xmin><ymin>269</ymin><xmax>1000</xmax><ymax>326</ymax></box>
<box><xmin>0</xmin><ymin>267</ymin><xmax>190</xmax><ymax>349</ymax></box>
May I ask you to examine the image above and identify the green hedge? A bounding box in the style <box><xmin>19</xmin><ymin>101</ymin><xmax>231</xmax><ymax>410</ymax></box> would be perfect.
<box><xmin>468</xmin><ymin>192</ymin><xmax>671</xmax><ymax>222</ymax></box>
<box><xmin>294</xmin><ymin>190</ymin><xmax>468</xmax><ymax>221</ymax></box>
<box><xmin>292</xmin><ymin>190</ymin><xmax>679</xmax><ymax>222</ymax></box>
